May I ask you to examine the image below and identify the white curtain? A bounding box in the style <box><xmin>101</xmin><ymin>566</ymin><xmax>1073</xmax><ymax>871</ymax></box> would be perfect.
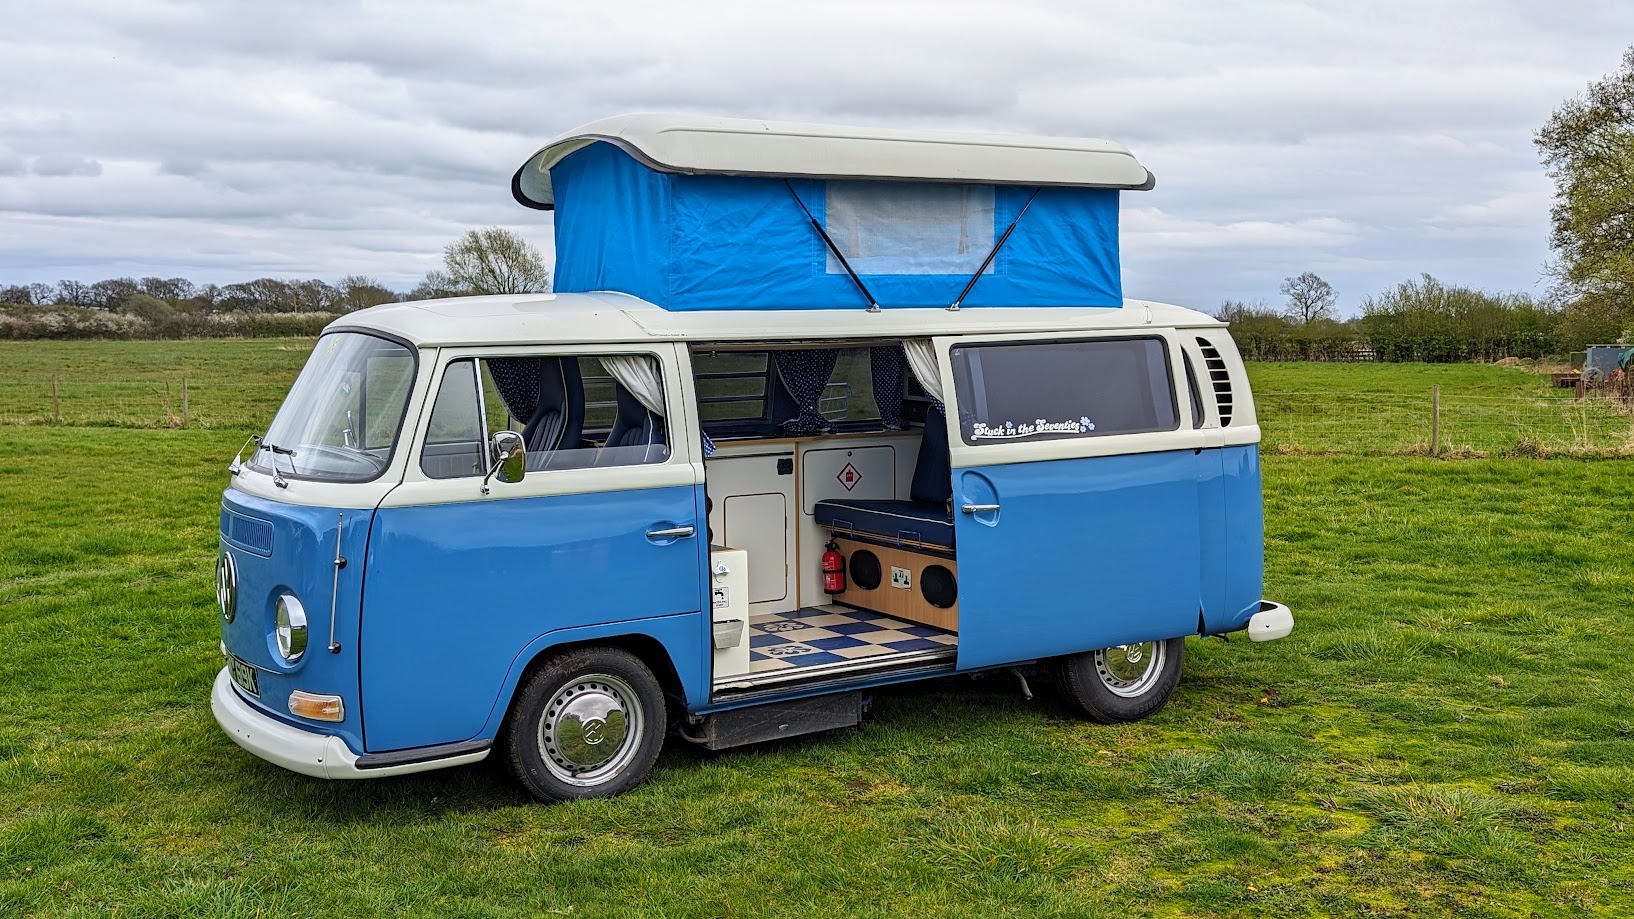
<box><xmin>599</xmin><ymin>355</ymin><xmax>665</xmax><ymax>417</ymax></box>
<box><xmin>903</xmin><ymin>339</ymin><xmax>944</xmax><ymax>404</ymax></box>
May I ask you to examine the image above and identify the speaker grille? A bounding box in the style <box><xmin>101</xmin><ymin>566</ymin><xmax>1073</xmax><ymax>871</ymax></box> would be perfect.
<box><xmin>921</xmin><ymin>565</ymin><xmax>957</xmax><ymax>608</ymax></box>
<box><xmin>848</xmin><ymin>550</ymin><xmax>882</xmax><ymax>591</ymax></box>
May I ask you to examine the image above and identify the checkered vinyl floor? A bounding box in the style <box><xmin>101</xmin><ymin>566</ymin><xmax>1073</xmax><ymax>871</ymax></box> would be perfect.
<box><xmin>749</xmin><ymin>605</ymin><xmax>957</xmax><ymax>673</ymax></box>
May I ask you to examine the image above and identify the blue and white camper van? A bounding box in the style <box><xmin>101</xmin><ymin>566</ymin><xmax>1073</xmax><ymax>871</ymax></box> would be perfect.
<box><xmin>211</xmin><ymin>115</ymin><xmax>1293</xmax><ymax>802</ymax></box>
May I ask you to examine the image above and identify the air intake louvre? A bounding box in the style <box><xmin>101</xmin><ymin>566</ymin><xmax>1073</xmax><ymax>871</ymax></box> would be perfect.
<box><xmin>1196</xmin><ymin>337</ymin><xmax>1233</xmax><ymax>426</ymax></box>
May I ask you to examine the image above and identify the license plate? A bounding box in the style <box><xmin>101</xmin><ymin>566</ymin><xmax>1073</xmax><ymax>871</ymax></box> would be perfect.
<box><xmin>228</xmin><ymin>654</ymin><xmax>260</xmax><ymax>697</ymax></box>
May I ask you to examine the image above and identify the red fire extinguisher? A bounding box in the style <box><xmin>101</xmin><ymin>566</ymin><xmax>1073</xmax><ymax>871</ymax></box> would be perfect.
<box><xmin>821</xmin><ymin>540</ymin><xmax>846</xmax><ymax>594</ymax></box>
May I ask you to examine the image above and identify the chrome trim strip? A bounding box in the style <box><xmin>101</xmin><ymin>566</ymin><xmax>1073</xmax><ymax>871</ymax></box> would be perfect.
<box><xmin>355</xmin><ymin>739</ymin><xmax>493</xmax><ymax>770</ymax></box>
<box><xmin>327</xmin><ymin>513</ymin><xmax>345</xmax><ymax>654</ymax></box>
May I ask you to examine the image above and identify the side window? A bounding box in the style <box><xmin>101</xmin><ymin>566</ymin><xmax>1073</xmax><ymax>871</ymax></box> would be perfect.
<box><xmin>692</xmin><ymin>350</ymin><xmax>773</xmax><ymax>423</ymax></box>
<box><xmin>421</xmin><ymin>353</ymin><xmax>670</xmax><ymax>479</ymax></box>
<box><xmin>948</xmin><ymin>337</ymin><xmax>1179</xmax><ymax>445</ymax></box>
<box><xmin>420</xmin><ymin>359</ymin><xmax>488</xmax><ymax>479</ymax></box>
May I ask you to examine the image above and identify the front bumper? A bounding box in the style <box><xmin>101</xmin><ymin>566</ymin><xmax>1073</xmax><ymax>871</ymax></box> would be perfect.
<box><xmin>1247</xmin><ymin>600</ymin><xmax>1294</xmax><ymax>642</ymax></box>
<box><xmin>210</xmin><ymin>668</ymin><xmax>489</xmax><ymax>779</ymax></box>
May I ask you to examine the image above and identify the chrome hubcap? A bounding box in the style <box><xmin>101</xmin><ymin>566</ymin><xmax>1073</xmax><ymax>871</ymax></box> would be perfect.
<box><xmin>538</xmin><ymin>674</ymin><xmax>640</xmax><ymax>786</ymax></box>
<box><xmin>1094</xmin><ymin>641</ymin><xmax>1165</xmax><ymax>698</ymax></box>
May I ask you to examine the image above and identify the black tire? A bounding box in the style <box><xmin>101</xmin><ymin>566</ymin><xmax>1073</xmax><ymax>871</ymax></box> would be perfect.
<box><xmin>1053</xmin><ymin>637</ymin><xmax>1185</xmax><ymax>724</ymax></box>
<box><xmin>504</xmin><ymin>647</ymin><xmax>666</xmax><ymax>803</ymax></box>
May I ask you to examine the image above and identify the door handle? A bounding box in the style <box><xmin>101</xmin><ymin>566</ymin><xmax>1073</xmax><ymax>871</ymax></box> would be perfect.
<box><xmin>646</xmin><ymin>525</ymin><xmax>696</xmax><ymax>540</ymax></box>
<box><xmin>961</xmin><ymin>503</ymin><xmax>1001</xmax><ymax>514</ymax></box>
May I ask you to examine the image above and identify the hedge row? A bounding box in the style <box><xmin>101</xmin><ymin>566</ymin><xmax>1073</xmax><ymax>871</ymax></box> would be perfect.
<box><xmin>0</xmin><ymin>305</ymin><xmax>336</xmax><ymax>340</ymax></box>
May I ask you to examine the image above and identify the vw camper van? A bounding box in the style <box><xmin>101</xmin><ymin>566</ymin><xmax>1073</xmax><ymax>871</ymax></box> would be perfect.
<box><xmin>211</xmin><ymin>115</ymin><xmax>1292</xmax><ymax>802</ymax></box>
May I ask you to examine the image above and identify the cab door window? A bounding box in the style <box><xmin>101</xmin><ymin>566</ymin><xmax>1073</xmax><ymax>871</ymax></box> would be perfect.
<box><xmin>948</xmin><ymin>337</ymin><xmax>1178</xmax><ymax>445</ymax></box>
<box><xmin>420</xmin><ymin>353</ymin><xmax>670</xmax><ymax>479</ymax></box>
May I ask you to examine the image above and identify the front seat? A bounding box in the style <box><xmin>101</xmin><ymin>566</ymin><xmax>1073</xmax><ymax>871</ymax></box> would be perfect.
<box><xmin>520</xmin><ymin>357</ymin><xmax>584</xmax><ymax>455</ymax></box>
<box><xmin>594</xmin><ymin>384</ymin><xmax>665</xmax><ymax>466</ymax></box>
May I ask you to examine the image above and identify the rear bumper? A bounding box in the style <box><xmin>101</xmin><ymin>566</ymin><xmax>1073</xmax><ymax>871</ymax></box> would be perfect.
<box><xmin>210</xmin><ymin>668</ymin><xmax>489</xmax><ymax>779</ymax></box>
<box><xmin>1247</xmin><ymin>601</ymin><xmax>1294</xmax><ymax>642</ymax></box>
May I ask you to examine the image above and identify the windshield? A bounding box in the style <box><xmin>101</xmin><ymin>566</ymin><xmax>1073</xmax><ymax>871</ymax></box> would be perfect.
<box><xmin>249</xmin><ymin>331</ymin><xmax>417</xmax><ymax>483</ymax></box>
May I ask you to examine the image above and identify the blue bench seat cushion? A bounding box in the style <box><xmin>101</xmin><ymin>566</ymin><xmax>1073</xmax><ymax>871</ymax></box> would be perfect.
<box><xmin>813</xmin><ymin>499</ymin><xmax>955</xmax><ymax>550</ymax></box>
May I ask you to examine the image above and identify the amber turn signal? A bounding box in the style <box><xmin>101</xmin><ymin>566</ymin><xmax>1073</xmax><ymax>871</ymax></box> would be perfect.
<box><xmin>288</xmin><ymin>690</ymin><xmax>344</xmax><ymax>722</ymax></box>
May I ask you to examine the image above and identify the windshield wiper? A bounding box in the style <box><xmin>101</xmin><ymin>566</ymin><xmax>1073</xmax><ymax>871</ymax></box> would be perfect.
<box><xmin>254</xmin><ymin>434</ymin><xmax>297</xmax><ymax>456</ymax></box>
<box><xmin>252</xmin><ymin>434</ymin><xmax>296</xmax><ymax>489</ymax></box>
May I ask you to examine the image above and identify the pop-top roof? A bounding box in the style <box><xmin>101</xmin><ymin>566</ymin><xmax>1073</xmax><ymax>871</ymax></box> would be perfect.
<box><xmin>335</xmin><ymin>293</ymin><xmax>1219</xmax><ymax>349</ymax></box>
<box><xmin>512</xmin><ymin>113</ymin><xmax>1155</xmax><ymax>210</ymax></box>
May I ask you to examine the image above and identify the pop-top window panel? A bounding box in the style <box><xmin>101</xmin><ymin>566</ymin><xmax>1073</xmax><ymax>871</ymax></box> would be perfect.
<box><xmin>950</xmin><ymin>338</ymin><xmax>1178</xmax><ymax>446</ymax></box>
<box><xmin>825</xmin><ymin>182</ymin><xmax>995</xmax><ymax>276</ymax></box>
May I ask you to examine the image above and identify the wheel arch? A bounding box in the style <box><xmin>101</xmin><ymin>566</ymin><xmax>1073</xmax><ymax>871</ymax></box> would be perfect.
<box><xmin>480</xmin><ymin>621</ymin><xmax>698</xmax><ymax>743</ymax></box>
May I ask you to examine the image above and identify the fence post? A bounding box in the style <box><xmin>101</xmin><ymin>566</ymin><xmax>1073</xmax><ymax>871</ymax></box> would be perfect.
<box><xmin>52</xmin><ymin>374</ymin><xmax>60</xmax><ymax>424</ymax></box>
<box><xmin>1431</xmin><ymin>384</ymin><xmax>1441</xmax><ymax>456</ymax></box>
<box><xmin>182</xmin><ymin>377</ymin><xmax>189</xmax><ymax>428</ymax></box>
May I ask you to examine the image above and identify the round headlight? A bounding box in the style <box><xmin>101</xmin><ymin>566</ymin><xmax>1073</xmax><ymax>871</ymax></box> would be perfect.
<box><xmin>216</xmin><ymin>551</ymin><xmax>237</xmax><ymax>622</ymax></box>
<box><xmin>275</xmin><ymin>594</ymin><xmax>308</xmax><ymax>662</ymax></box>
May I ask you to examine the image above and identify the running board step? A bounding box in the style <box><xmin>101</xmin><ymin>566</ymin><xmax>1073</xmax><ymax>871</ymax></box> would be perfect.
<box><xmin>698</xmin><ymin>692</ymin><xmax>866</xmax><ymax>750</ymax></box>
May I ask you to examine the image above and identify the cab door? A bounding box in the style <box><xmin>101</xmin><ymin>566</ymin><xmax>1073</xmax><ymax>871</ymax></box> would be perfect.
<box><xmin>361</xmin><ymin>343</ymin><xmax>705</xmax><ymax>753</ymax></box>
<box><xmin>938</xmin><ymin>332</ymin><xmax>1211</xmax><ymax>670</ymax></box>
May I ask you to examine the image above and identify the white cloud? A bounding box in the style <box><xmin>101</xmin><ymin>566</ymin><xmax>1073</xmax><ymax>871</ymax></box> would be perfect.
<box><xmin>31</xmin><ymin>155</ymin><xmax>102</xmax><ymax>178</ymax></box>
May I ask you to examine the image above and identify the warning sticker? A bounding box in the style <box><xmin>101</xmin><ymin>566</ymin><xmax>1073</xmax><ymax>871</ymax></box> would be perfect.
<box><xmin>836</xmin><ymin>462</ymin><xmax>862</xmax><ymax>491</ymax></box>
<box><xmin>712</xmin><ymin>586</ymin><xmax>730</xmax><ymax>609</ymax></box>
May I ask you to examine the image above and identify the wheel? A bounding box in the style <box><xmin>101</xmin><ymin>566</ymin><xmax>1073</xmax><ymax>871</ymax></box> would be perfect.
<box><xmin>1053</xmin><ymin>637</ymin><xmax>1185</xmax><ymax>724</ymax></box>
<box><xmin>504</xmin><ymin>647</ymin><xmax>666</xmax><ymax>803</ymax></box>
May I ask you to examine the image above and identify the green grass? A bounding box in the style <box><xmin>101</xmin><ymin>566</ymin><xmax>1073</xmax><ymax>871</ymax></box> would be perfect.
<box><xmin>1246</xmin><ymin>362</ymin><xmax>1633</xmax><ymax>455</ymax></box>
<box><xmin>0</xmin><ymin>339</ymin><xmax>313</xmax><ymax>429</ymax></box>
<box><xmin>4</xmin><ymin>343</ymin><xmax>1634</xmax><ymax>916</ymax></box>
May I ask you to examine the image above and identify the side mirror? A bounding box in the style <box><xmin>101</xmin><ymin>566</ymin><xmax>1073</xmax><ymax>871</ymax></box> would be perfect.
<box><xmin>481</xmin><ymin>431</ymin><xmax>525</xmax><ymax>495</ymax></box>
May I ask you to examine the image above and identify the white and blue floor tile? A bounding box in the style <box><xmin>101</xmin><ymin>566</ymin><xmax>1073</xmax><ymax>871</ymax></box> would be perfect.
<box><xmin>748</xmin><ymin>606</ymin><xmax>957</xmax><ymax>673</ymax></box>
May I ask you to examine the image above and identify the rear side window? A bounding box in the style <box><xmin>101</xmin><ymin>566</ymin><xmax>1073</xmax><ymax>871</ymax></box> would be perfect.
<box><xmin>949</xmin><ymin>338</ymin><xmax>1178</xmax><ymax>445</ymax></box>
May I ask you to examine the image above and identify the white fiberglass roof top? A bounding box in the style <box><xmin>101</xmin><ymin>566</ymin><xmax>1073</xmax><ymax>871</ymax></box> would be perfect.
<box><xmin>512</xmin><ymin>113</ymin><xmax>1155</xmax><ymax>209</ymax></box>
<box><xmin>333</xmin><ymin>293</ymin><xmax>1219</xmax><ymax>349</ymax></box>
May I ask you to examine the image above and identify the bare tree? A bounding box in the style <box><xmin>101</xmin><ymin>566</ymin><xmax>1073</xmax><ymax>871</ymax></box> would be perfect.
<box><xmin>431</xmin><ymin>227</ymin><xmax>550</xmax><ymax>297</ymax></box>
<box><xmin>55</xmin><ymin>280</ymin><xmax>93</xmax><ymax>306</ymax></box>
<box><xmin>90</xmin><ymin>277</ymin><xmax>141</xmax><ymax>310</ymax></box>
<box><xmin>1214</xmin><ymin>298</ymin><xmax>1277</xmax><ymax>322</ymax></box>
<box><xmin>139</xmin><ymin>276</ymin><xmax>197</xmax><ymax>303</ymax></box>
<box><xmin>1280</xmin><ymin>272</ymin><xmax>1338</xmax><ymax>324</ymax></box>
<box><xmin>335</xmin><ymin>275</ymin><xmax>400</xmax><ymax>312</ymax></box>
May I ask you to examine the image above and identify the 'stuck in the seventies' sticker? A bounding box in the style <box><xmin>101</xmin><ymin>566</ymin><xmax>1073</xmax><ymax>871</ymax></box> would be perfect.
<box><xmin>970</xmin><ymin>417</ymin><xmax>1095</xmax><ymax>440</ymax></box>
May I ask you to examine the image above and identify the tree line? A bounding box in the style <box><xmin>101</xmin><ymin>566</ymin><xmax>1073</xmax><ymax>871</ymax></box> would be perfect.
<box><xmin>0</xmin><ymin>228</ymin><xmax>550</xmax><ymax>339</ymax></box>
<box><xmin>1219</xmin><ymin>271</ymin><xmax>1573</xmax><ymax>362</ymax></box>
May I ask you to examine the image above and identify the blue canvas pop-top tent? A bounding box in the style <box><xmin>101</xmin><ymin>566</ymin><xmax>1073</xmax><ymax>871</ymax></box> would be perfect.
<box><xmin>512</xmin><ymin>114</ymin><xmax>1155</xmax><ymax>312</ymax></box>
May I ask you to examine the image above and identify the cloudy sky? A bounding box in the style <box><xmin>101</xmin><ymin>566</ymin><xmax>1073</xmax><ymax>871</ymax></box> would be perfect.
<box><xmin>2</xmin><ymin>0</ymin><xmax>1630</xmax><ymax>314</ymax></box>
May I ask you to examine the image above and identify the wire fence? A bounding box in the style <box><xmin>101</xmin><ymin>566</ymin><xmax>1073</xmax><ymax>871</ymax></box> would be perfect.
<box><xmin>3</xmin><ymin>376</ymin><xmax>1632</xmax><ymax>456</ymax></box>
<box><xmin>1257</xmin><ymin>389</ymin><xmax>1634</xmax><ymax>456</ymax></box>
<box><xmin>0</xmin><ymin>378</ymin><xmax>287</xmax><ymax>430</ymax></box>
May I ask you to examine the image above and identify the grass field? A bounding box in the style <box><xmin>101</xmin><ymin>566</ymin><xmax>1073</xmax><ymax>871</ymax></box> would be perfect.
<box><xmin>3</xmin><ymin>342</ymin><xmax>1634</xmax><ymax>917</ymax></box>
<box><xmin>0</xmin><ymin>340</ymin><xmax>313</xmax><ymax>429</ymax></box>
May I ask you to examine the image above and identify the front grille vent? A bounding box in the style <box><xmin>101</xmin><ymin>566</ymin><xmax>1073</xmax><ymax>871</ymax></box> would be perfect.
<box><xmin>1196</xmin><ymin>338</ymin><xmax>1233</xmax><ymax>426</ymax></box>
